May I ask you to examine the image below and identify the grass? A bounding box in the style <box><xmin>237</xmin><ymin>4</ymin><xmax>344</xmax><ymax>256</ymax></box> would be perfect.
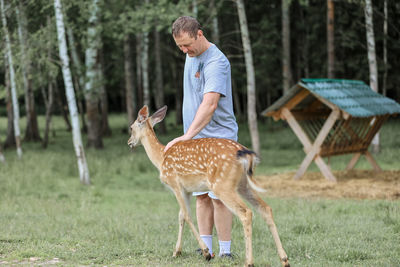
<box><xmin>0</xmin><ymin>114</ymin><xmax>399</xmax><ymax>266</ymax></box>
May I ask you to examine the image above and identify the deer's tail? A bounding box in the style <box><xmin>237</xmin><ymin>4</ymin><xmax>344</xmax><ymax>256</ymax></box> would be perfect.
<box><xmin>236</xmin><ymin>149</ymin><xmax>266</xmax><ymax>193</ymax></box>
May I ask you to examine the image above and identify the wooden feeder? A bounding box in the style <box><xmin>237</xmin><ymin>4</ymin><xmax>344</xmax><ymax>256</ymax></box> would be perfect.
<box><xmin>261</xmin><ymin>79</ymin><xmax>400</xmax><ymax>182</ymax></box>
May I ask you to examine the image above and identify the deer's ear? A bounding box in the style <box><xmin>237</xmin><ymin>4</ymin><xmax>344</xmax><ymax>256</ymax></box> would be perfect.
<box><xmin>150</xmin><ymin>105</ymin><xmax>167</xmax><ymax>127</ymax></box>
<box><xmin>138</xmin><ymin>105</ymin><xmax>149</xmax><ymax>123</ymax></box>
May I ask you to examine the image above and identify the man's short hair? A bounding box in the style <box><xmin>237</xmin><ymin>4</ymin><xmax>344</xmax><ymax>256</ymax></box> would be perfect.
<box><xmin>172</xmin><ymin>16</ymin><xmax>202</xmax><ymax>39</ymax></box>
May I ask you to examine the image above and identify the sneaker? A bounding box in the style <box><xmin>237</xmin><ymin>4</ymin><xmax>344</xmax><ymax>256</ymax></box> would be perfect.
<box><xmin>219</xmin><ymin>253</ymin><xmax>234</xmax><ymax>259</ymax></box>
<box><xmin>195</xmin><ymin>248</ymin><xmax>215</xmax><ymax>259</ymax></box>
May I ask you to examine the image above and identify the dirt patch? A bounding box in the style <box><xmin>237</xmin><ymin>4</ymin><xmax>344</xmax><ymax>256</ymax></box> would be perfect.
<box><xmin>257</xmin><ymin>170</ymin><xmax>400</xmax><ymax>200</ymax></box>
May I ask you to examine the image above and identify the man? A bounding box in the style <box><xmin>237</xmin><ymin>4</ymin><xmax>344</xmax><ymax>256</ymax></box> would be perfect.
<box><xmin>165</xmin><ymin>16</ymin><xmax>238</xmax><ymax>258</ymax></box>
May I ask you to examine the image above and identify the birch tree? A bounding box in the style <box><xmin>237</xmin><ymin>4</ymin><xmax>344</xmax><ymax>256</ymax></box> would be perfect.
<box><xmin>3</xmin><ymin>55</ymin><xmax>16</xmax><ymax>149</ymax></box>
<box><xmin>364</xmin><ymin>0</ymin><xmax>379</xmax><ymax>153</ymax></box>
<box><xmin>210</xmin><ymin>0</ymin><xmax>220</xmax><ymax>46</ymax></box>
<box><xmin>192</xmin><ymin>0</ymin><xmax>198</xmax><ymax>18</ymax></box>
<box><xmin>54</xmin><ymin>0</ymin><xmax>90</xmax><ymax>184</ymax></box>
<box><xmin>16</xmin><ymin>3</ymin><xmax>41</xmax><ymax>142</ymax></box>
<box><xmin>85</xmin><ymin>0</ymin><xmax>103</xmax><ymax>148</ymax></box>
<box><xmin>1</xmin><ymin>0</ymin><xmax>22</xmax><ymax>158</ymax></box>
<box><xmin>235</xmin><ymin>0</ymin><xmax>260</xmax><ymax>155</ymax></box>
<box><xmin>327</xmin><ymin>0</ymin><xmax>335</xmax><ymax>78</ymax></box>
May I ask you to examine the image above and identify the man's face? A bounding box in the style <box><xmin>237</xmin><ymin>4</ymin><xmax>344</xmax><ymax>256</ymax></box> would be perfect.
<box><xmin>173</xmin><ymin>30</ymin><xmax>202</xmax><ymax>57</ymax></box>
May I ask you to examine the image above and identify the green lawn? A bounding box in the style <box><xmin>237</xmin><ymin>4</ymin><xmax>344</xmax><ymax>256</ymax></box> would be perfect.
<box><xmin>0</xmin><ymin>114</ymin><xmax>399</xmax><ymax>266</ymax></box>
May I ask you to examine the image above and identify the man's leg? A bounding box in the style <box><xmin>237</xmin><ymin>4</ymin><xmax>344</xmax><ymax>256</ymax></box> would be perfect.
<box><xmin>212</xmin><ymin>199</ymin><xmax>233</xmax><ymax>256</ymax></box>
<box><xmin>196</xmin><ymin>194</ymin><xmax>214</xmax><ymax>254</ymax></box>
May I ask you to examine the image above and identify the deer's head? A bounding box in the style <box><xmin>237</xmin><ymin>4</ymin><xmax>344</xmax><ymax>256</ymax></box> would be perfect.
<box><xmin>128</xmin><ymin>105</ymin><xmax>167</xmax><ymax>149</ymax></box>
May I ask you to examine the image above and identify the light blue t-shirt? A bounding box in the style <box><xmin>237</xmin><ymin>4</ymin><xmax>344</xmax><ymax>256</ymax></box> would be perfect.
<box><xmin>183</xmin><ymin>44</ymin><xmax>238</xmax><ymax>141</ymax></box>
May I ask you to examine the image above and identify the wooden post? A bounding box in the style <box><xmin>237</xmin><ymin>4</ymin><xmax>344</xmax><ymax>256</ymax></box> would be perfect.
<box><xmin>346</xmin><ymin>152</ymin><xmax>362</xmax><ymax>170</ymax></box>
<box><xmin>364</xmin><ymin>151</ymin><xmax>382</xmax><ymax>172</ymax></box>
<box><xmin>282</xmin><ymin>107</ymin><xmax>339</xmax><ymax>182</ymax></box>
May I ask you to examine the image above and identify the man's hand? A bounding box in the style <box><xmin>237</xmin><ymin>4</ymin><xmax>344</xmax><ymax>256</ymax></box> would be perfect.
<box><xmin>164</xmin><ymin>134</ymin><xmax>191</xmax><ymax>152</ymax></box>
<box><xmin>164</xmin><ymin>93</ymin><xmax>220</xmax><ymax>153</ymax></box>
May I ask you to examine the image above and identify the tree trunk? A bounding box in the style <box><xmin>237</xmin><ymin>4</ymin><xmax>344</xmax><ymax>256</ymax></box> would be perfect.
<box><xmin>16</xmin><ymin>3</ymin><xmax>41</xmax><ymax>142</ymax></box>
<box><xmin>327</xmin><ymin>0</ymin><xmax>335</xmax><ymax>78</ymax></box>
<box><xmin>0</xmin><ymin>144</ymin><xmax>4</xmax><ymax>163</ymax></box>
<box><xmin>54</xmin><ymin>81</ymin><xmax>72</xmax><ymax>131</ymax></box>
<box><xmin>232</xmin><ymin>79</ymin><xmax>242</xmax><ymax>119</ymax></box>
<box><xmin>210</xmin><ymin>0</ymin><xmax>220</xmax><ymax>46</ymax></box>
<box><xmin>301</xmin><ymin>4</ymin><xmax>310</xmax><ymax>78</ymax></box>
<box><xmin>382</xmin><ymin>0</ymin><xmax>388</xmax><ymax>97</ymax></box>
<box><xmin>235</xmin><ymin>0</ymin><xmax>260</xmax><ymax>155</ymax></box>
<box><xmin>3</xmin><ymin>55</ymin><xmax>16</xmax><ymax>149</ymax></box>
<box><xmin>141</xmin><ymin>31</ymin><xmax>150</xmax><ymax>107</ymax></box>
<box><xmin>136</xmin><ymin>34</ymin><xmax>143</xmax><ymax>108</ymax></box>
<box><xmin>84</xmin><ymin>0</ymin><xmax>103</xmax><ymax>148</ymax></box>
<box><xmin>43</xmin><ymin>18</ymin><xmax>55</xmax><ymax>148</ymax></box>
<box><xmin>98</xmin><ymin>46</ymin><xmax>112</xmax><ymax>137</ymax></box>
<box><xmin>67</xmin><ymin>22</ymin><xmax>88</xmax><ymax>132</ymax></box>
<box><xmin>154</xmin><ymin>28</ymin><xmax>166</xmax><ymax>134</ymax></box>
<box><xmin>124</xmin><ymin>34</ymin><xmax>136</xmax><ymax>126</ymax></box>
<box><xmin>171</xmin><ymin>57</ymin><xmax>182</xmax><ymax>125</ymax></box>
<box><xmin>282</xmin><ymin>0</ymin><xmax>292</xmax><ymax>94</ymax></box>
<box><xmin>192</xmin><ymin>0</ymin><xmax>198</xmax><ymax>18</ymax></box>
<box><xmin>1</xmin><ymin>0</ymin><xmax>23</xmax><ymax>158</ymax></box>
<box><xmin>54</xmin><ymin>0</ymin><xmax>90</xmax><ymax>184</ymax></box>
<box><xmin>42</xmin><ymin>82</ymin><xmax>54</xmax><ymax>148</ymax></box>
<box><xmin>364</xmin><ymin>0</ymin><xmax>379</xmax><ymax>153</ymax></box>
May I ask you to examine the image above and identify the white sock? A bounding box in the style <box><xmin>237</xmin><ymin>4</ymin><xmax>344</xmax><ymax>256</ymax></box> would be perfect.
<box><xmin>219</xmin><ymin>240</ymin><xmax>231</xmax><ymax>256</ymax></box>
<box><xmin>200</xmin><ymin>235</ymin><xmax>213</xmax><ymax>255</ymax></box>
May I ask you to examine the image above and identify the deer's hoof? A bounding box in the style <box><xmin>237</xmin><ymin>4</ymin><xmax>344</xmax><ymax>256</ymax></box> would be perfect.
<box><xmin>204</xmin><ymin>252</ymin><xmax>211</xmax><ymax>261</ymax></box>
<box><xmin>281</xmin><ymin>257</ymin><xmax>290</xmax><ymax>267</ymax></box>
<box><xmin>202</xmin><ymin>249</ymin><xmax>212</xmax><ymax>261</ymax></box>
<box><xmin>173</xmin><ymin>251</ymin><xmax>181</xmax><ymax>257</ymax></box>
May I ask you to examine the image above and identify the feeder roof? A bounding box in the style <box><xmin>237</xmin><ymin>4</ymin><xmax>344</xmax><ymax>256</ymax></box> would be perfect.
<box><xmin>262</xmin><ymin>79</ymin><xmax>400</xmax><ymax>118</ymax></box>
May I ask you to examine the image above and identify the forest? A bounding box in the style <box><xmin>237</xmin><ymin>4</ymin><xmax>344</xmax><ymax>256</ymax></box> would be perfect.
<box><xmin>1</xmin><ymin>0</ymin><xmax>400</xmax><ymax>165</ymax></box>
<box><xmin>1</xmin><ymin>1</ymin><xmax>400</xmax><ymax>266</ymax></box>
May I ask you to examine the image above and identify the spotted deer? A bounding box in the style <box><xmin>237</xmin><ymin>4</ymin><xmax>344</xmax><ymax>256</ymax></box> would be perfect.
<box><xmin>127</xmin><ymin>105</ymin><xmax>290</xmax><ymax>267</ymax></box>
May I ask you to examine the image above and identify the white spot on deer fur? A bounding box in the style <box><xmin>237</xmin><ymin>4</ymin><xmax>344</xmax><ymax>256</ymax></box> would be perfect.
<box><xmin>221</xmin><ymin>154</ymin><xmax>226</xmax><ymax>159</ymax></box>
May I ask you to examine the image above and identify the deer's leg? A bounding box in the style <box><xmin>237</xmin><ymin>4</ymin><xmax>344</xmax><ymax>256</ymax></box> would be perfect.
<box><xmin>239</xmin><ymin>186</ymin><xmax>290</xmax><ymax>267</ymax></box>
<box><xmin>173</xmin><ymin>208</ymin><xmax>185</xmax><ymax>257</ymax></box>
<box><xmin>214</xmin><ymin>189</ymin><xmax>254</xmax><ymax>267</ymax></box>
<box><xmin>172</xmin><ymin>189</ymin><xmax>211</xmax><ymax>261</ymax></box>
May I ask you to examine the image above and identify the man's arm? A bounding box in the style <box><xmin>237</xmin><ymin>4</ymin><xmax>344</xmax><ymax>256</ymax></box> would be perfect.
<box><xmin>164</xmin><ymin>92</ymin><xmax>220</xmax><ymax>152</ymax></box>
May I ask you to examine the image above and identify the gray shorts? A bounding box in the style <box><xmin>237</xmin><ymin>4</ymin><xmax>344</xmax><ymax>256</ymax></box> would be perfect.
<box><xmin>192</xmin><ymin>191</ymin><xmax>219</xmax><ymax>200</ymax></box>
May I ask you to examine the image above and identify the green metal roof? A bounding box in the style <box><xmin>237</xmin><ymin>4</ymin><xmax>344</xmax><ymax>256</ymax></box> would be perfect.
<box><xmin>262</xmin><ymin>79</ymin><xmax>400</xmax><ymax>118</ymax></box>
